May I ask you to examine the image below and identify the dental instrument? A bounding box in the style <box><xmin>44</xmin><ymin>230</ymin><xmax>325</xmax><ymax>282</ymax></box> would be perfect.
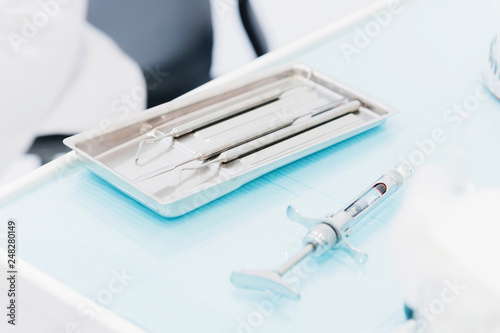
<box><xmin>230</xmin><ymin>164</ymin><xmax>412</xmax><ymax>299</ymax></box>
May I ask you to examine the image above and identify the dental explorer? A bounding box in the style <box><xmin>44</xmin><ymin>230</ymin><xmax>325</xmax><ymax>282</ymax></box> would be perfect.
<box><xmin>133</xmin><ymin>98</ymin><xmax>358</xmax><ymax>182</ymax></box>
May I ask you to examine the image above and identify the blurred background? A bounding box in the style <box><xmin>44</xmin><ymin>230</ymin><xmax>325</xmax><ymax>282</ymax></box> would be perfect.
<box><xmin>211</xmin><ymin>0</ymin><xmax>378</xmax><ymax>76</ymax></box>
<box><xmin>0</xmin><ymin>0</ymin><xmax>378</xmax><ymax>186</ymax></box>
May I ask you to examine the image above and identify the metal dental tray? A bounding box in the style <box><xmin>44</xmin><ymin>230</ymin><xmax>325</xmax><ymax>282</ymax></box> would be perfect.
<box><xmin>64</xmin><ymin>63</ymin><xmax>398</xmax><ymax>217</ymax></box>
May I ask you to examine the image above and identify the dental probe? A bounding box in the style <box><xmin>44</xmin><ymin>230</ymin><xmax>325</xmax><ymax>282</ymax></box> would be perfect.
<box><xmin>180</xmin><ymin>99</ymin><xmax>360</xmax><ymax>178</ymax></box>
<box><xmin>133</xmin><ymin>98</ymin><xmax>356</xmax><ymax>182</ymax></box>
<box><xmin>230</xmin><ymin>164</ymin><xmax>413</xmax><ymax>300</ymax></box>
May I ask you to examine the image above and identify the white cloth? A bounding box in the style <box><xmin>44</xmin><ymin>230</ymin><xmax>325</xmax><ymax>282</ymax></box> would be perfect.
<box><xmin>0</xmin><ymin>0</ymin><xmax>145</xmax><ymax>178</ymax></box>
<box><xmin>392</xmin><ymin>166</ymin><xmax>500</xmax><ymax>333</ymax></box>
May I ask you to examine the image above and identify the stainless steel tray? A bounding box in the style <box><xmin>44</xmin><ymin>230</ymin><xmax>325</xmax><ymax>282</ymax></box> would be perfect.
<box><xmin>64</xmin><ymin>63</ymin><xmax>398</xmax><ymax>217</ymax></box>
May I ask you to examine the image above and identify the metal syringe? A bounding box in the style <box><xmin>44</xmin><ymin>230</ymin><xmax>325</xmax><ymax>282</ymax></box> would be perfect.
<box><xmin>230</xmin><ymin>163</ymin><xmax>413</xmax><ymax>299</ymax></box>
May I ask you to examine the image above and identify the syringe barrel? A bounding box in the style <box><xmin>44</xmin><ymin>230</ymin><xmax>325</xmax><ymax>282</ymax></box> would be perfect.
<box><xmin>327</xmin><ymin>164</ymin><xmax>412</xmax><ymax>232</ymax></box>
